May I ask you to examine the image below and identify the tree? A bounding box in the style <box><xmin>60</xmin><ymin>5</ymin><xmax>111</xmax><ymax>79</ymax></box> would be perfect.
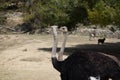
<box><xmin>88</xmin><ymin>0</ymin><xmax>116</xmax><ymax>27</ymax></box>
<box><xmin>1</xmin><ymin>0</ymin><xmax>120</xmax><ymax>30</ymax></box>
<box><xmin>113</xmin><ymin>1</ymin><xmax>120</xmax><ymax>28</ymax></box>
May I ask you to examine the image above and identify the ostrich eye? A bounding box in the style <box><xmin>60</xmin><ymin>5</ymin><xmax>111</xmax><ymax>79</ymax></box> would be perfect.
<box><xmin>62</xmin><ymin>28</ymin><xmax>65</xmax><ymax>30</ymax></box>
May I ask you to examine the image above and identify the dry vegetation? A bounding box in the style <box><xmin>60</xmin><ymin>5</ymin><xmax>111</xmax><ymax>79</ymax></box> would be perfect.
<box><xmin>0</xmin><ymin>34</ymin><xmax>120</xmax><ymax>80</ymax></box>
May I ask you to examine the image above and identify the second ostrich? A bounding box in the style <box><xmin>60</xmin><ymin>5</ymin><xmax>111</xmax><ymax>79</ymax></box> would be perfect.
<box><xmin>51</xmin><ymin>26</ymin><xmax>120</xmax><ymax>80</ymax></box>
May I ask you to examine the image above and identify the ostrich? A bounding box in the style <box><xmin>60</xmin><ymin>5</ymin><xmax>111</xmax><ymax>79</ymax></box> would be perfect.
<box><xmin>89</xmin><ymin>33</ymin><xmax>95</xmax><ymax>41</ymax></box>
<box><xmin>51</xmin><ymin>25</ymin><xmax>120</xmax><ymax>80</ymax></box>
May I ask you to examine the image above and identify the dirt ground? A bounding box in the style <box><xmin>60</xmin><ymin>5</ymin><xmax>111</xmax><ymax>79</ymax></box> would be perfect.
<box><xmin>0</xmin><ymin>34</ymin><xmax>120</xmax><ymax>80</ymax></box>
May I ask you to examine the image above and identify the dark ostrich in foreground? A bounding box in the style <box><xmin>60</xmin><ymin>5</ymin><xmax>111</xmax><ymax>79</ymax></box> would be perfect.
<box><xmin>51</xmin><ymin>26</ymin><xmax>120</xmax><ymax>80</ymax></box>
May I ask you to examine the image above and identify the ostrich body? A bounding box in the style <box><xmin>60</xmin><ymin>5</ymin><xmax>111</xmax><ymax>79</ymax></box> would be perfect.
<box><xmin>51</xmin><ymin>26</ymin><xmax>120</xmax><ymax>80</ymax></box>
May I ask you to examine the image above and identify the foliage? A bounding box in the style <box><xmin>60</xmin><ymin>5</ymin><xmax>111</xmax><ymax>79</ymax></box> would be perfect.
<box><xmin>0</xmin><ymin>17</ymin><xmax>6</xmax><ymax>25</ymax></box>
<box><xmin>88</xmin><ymin>0</ymin><xmax>119</xmax><ymax>27</ymax></box>
<box><xmin>113</xmin><ymin>1</ymin><xmax>120</xmax><ymax>28</ymax></box>
<box><xmin>0</xmin><ymin>0</ymin><xmax>120</xmax><ymax>30</ymax></box>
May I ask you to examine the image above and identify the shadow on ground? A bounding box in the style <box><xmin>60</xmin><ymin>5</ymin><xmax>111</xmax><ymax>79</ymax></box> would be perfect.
<box><xmin>38</xmin><ymin>42</ymin><xmax>120</xmax><ymax>59</ymax></box>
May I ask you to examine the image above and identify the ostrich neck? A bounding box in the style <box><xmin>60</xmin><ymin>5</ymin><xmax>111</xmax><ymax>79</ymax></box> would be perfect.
<box><xmin>51</xmin><ymin>26</ymin><xmax>62</xmax><ymax>72</ymax></box>
<box><xmin>58</xmin><ymin>32</ymin><xmax>67</xmax><ymax>61</ymax></box>
<box><xmin>52</xmin><ymin>27</ymin><xmax>58</xmax><ymax>58</ymax></box>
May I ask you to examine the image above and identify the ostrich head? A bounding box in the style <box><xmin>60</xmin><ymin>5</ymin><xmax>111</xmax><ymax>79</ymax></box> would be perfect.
<box><xmin>51</xmin><ymin>25</ymin><xmax>68</xmax><ymax>72</ymax></box>
<box><xmin>59</xmin><ymin>26</ymin><xmax>68</xmax><ymax>33</ymax></box>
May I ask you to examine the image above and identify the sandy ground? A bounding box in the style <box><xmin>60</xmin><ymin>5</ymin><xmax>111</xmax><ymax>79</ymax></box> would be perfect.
<box><xmin>0</xmin><ymin>34</ymin><xmax>61</xmax><ymax>80</ymax></box>
<box><xmin>0</xmin><ymin>34</ymin><xmax>120</xmax><ymax>80</ymax></box>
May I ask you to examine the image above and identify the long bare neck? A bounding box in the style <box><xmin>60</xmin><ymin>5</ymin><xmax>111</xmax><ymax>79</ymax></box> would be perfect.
<box><xmin>58</xmin><ymin>32</ymin><xmax>67</xmax><ymax>61</ymax></box>
<box><xmin>52</xmin><ymin>26</ymin><xmax>58</xmax><ymax>58</ymax></box>
<box><xmin>52</xmin><ymin>26</ymin><xmax>63</xmax><ymax>72</ymax></box>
